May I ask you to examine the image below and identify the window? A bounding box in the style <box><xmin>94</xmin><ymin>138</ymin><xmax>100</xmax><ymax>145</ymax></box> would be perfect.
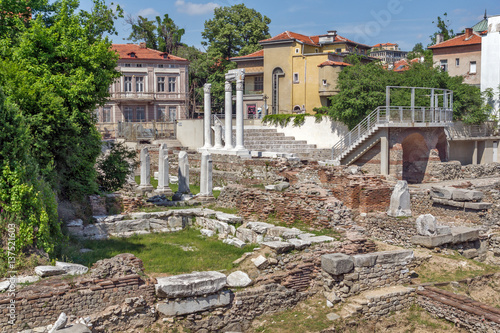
<box><xmin>136</xmin><ymin>76</ymin><xmax>144</xmax><ymax>92</ymax></box>
<box><xmin>295</xmin><ymin>48</ymin><xmax>300</xmax><ymax>54</ymax></box>
<box><xmin>157</xmin><ymin>106</ymin><xmax>166</xmax><ymax>121</ymax></box>
<box><xmin>158</xmin><ymin>64</ymin><xmax>164</xmax><ymax>68</ymax></box>
<box><xmin>254</xmin><ymin>76</ymin><xmax>263</xmax><ymax>92</ymax></box>
<box><xmin>456</xmin><ymin>58</ymin><xmax>460</xmax><ymax>66</ymax></box>
<box><xmin>168</xmin><ymin>77</ymin><xmax>176</xmax><ymax>92</ymax></box>
<box><xmin>136</xmin><ymin>63</ymin><xmax>142</xmax><ymax>67</ymax></box>
<box><xmin>124</xmin><ymin>76</ymin><xmax>132</xmax><ymax>92</ymax></box>
<box><xmin>470</xmin><ymin>61</ymin><xmax>477</xmax><ymax>74</ymax></box>
<box><xmin>124</xmin><ymin>107</ymin><xmax>133</xmax><ymax>122</ymax></box>
<box><xmin>136</xmin><ymin>107</ymin><xmax>145</xmax><ymax>121</ymax></box>
<box><xmin>336</xmin><ymin>48</ymin><xmax>342</xmax><ymax>53</ymax></box>
<box><xmin>322</xmin><ymin>79</ymin><xmax>327</xmax><ymax>86</ymax></box>
<box><xmin>315</xmin><ymin>48</ymin><xmax>319</xmax><ymax>53</ymax></box>
<box><xmin>168</xmin><ymin>64</ymin><xmax>177</xmax><ymax>68</ymax></box>
<box><xmin>169</xmin><ymin>106</ymin><xmax>177</xmax><ymax>120</ymax></box>
<box><xmin>124</xmin><ymin>63</ymin><xmax>131</xmax><ymax>67</ymax></box>
<box><xmin>103</xmin><ymin>107</ymin><xmax>111</xmax><ymax>122</ymax></box>
<box><xmin>293</xmin><ymin>73</ymin><xmax>299</xmax><ymax>84</ymax></box>
<box><xmin>440</xmin><ymin>59</ymin><xmax>448</xmax><ymax>72</ymax></box>
<box><xmin>157</xmin><ymin>77</ymin><xmax>165</xmax><ymax>92</ymax></box>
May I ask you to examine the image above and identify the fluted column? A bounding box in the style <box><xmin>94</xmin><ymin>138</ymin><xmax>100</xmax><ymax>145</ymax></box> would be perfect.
<box><xmin>202</xmin><ymin>83</ymin><xmax>212</xmax><ymax>149</ymax></box>
<box><xmin>224</xmin><ymin>81</ymin><xmax>233</xmax><ymax>149</ymax></box>
<box><xmin>235</xmin><ymin>79</ymin><xmax>244</xmax><ymax>150</ymax></box>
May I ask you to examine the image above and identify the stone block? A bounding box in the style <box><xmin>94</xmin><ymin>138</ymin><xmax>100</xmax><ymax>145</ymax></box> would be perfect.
<box><xmin>416</xmin><ymin>214</ymin><xmax>437</xmax><ymax>236</ymax></box>
<box><xmin>324</xmin><ymin>291</ymin><xmax>341</xmax><ymax>304</ymax></box>
<box><xmin>432</xmin><ymin>197</ymin><xmax>464</xmax><ymax>208</ymax></box>
<box><xmin>411</xmin><ymin>234</ymin><xmax>453</xmax><ymax>248</ymax></box>
<box><xmin>352</xmin><ymin>253</ymin><xmax>378</xmax><ymax>267</ymax></box>
<box><xmin>223</xmin><ymin>237</ymin><xmax>246</xmax><ymax>248</ymax></box>
<box><xmin>430</xmin><ymin>186</ymin><xmax>453</xmax><ymax>200</ymax></box>
<box><xmin>35</xmin><ymin>266</ymin><xmax>66</xmax><ymax>277</ymax></box>
<box><xmin>0</xmin><ymin>280</ymin><xmax>10</xmax><ymax>292</ymax></box>
<box><xmin>387</xmin><ymin>180</ymin><xmax>411</xmax><ymax>217</ymax></box>
<box><xmin>463</xmin><ymin>249</ymin><xmax>478</xmax><ymax>259</ymax></box>
<box><xmin>451</xmin><ymin>227</ymin><xmax>480</xmax><ymax>243</ymax></box>
<box><xmin>464</xmin><ymin>202</ymin><xmax>492</xmax><ymax>210</ymax></box>
<box><xmin>56</xmin><ymin>324</ymin><xmax>92</xmax><ymax>333</ymax></box>
<box><xmin>155</xmin><ymin>271</ymin><xmax>227</xmax><ymax>298</ymax></box>
<box><xmin>261</xmin><ymin>241</ymin><xmax>294</xmax><ymax>254</ymax></box>
<box><xmin>48</xmin><ymin>312</ymin><xmax>67</xmax><ymax>333</ymax></box>
<box><xmin>301</xmin><ymin>235</ymin><xmax>334</xmax><ymax>244</ymax></box>
<box><xmin>375</xmin><ymin>250</ymin><xmax>414</xmax><ymax>265</ymax></box>
<box><xmin>55</xmin><ymin>262</ymin><xmax>89</xmax><ymax>275</ymax></box>
<box><xmin>452</xmin><ymin>189</ymin><xmax>483</xmax><ymax>202</ymax></box>
<box><xmin>156</xmin><ymin>290</ymin><xmax>232</xmax><ymax>316</ymax></box>
<box><xmin>435</xmin><ymin>226</ymin><xmax>452</xmax><ymax>236</ymax></box>
<box><xmin>215</xmin><ymin>212</ymin><xmax>243</xmax><ymax>224</ymax></box>
<box><xmin>321</xmin><ymin>253</ymin><xmax>354</xmax><ymax>275</ymax></box>
<box><xmin>227</xmin><ymin>271</ymin><xmax>252</xmax><ymax>287</ymax></box>
<box><xmin>246</xmin><ymin>222</ymin><xmax>274</xmax><ymax>234</ymax></box>
<box><xmin>252</xmin><ymin>255</ymin><xmax>269</xmax><ymax>269</ymax></box>
<box><xmin>200</xmin><ymin>229</ymin><xmax>216</xmax><ymax>237</ymax></box>
<box><xmin>287</xmin><ymin>238</ymin><xmax>311</xmax><ymax>250</ymax></box>
<box><xmin>275</xmin><ymin>182</ymin><xmax>290</xmax><ymax>191</ymax></box>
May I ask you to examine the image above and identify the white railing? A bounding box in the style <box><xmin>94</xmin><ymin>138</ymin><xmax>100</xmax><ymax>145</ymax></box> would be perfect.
<box><xmin>331</xmin><ymin>106</ymin><xmax>453</xmax><ymax>161</ymax></box>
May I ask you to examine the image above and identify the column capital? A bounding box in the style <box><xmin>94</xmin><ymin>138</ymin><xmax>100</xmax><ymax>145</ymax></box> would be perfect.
<box><xmin>204</xmin><ymin>83</ymin><xmax>212</xmax><ymax>93</ymax></box>
<box><xmin>225</xmin><ymin>81</ymin><xmax>232</xmax><ymax>92</ymax></box>
<box><xmin>236</xmin><ymin>79</ymin><xmax>243</xmax><ymax>91</ymax></box>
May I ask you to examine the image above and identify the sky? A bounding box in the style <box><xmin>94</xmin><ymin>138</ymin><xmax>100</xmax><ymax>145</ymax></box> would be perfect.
<box><xmin>79</xmin><ymin>0</ymin><xmax>500</xmax><ymax>52</ymax></box>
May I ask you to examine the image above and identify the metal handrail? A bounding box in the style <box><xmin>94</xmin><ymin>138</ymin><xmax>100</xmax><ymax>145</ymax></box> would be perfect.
<box><xmin>331</xmin><ymin>106</ymin><xmax>453</xmax><ymax>161</ymax></box>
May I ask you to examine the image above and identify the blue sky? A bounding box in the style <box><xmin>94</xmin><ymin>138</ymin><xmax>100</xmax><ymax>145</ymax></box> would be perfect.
<box><xmin>80</xmin><ymin>0</ymin><xmax>500</xmax><ymax>51</ymax></box>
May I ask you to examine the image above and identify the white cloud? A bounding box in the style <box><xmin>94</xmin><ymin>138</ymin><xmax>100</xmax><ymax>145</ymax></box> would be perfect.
<box><xmin>175</xmin><ymin>0</ymin><xmax>219</xmax><ymax>16</ymax></box>
<box><xmin>137</xmin><ymin>8</ymin><xmax>160</xmax><ymax>17</ymax></box>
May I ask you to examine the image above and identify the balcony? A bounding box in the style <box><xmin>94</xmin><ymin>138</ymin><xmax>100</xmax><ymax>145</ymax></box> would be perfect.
<box><xmin>244</xmin><ymin>89</ymin><xmax>263</xmax><ymax>95</ymax></box>
<box><xmin>110</xmin><ymin>92</ymin><xmax>187</xmax><ymax>102</ymax></box>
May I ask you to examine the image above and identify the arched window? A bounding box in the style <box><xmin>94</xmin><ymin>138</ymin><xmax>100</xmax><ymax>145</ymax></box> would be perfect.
<box><xmin>272</xmin><ymin>67</ymin><xmax>284</xmax><ymax>115</ymax></box>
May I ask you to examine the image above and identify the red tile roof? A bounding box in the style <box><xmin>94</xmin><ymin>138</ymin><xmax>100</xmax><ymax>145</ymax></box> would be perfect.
<box><xmin>112</xmin><ymin>44</ymin><xmax>188</xmax><ymax>62</ymax></box>
<box><xmin>318</xmin><ymin>60</ymin><xmax>352</xmax><ymax>67</ymax></box>
<box><xmin>230</xmin><ymin>49</ymin><xmax>264</xmax><ymax>60</ymax></box>
<box><xmin>260</xmin><ymin>31</ymin><xmax>319</xmax><ymax>46</ymax></box>
<box><xmin>373</xmin><ymin>42</ymin><xmax>398</xmax><ymax>48</ymax></box>
<box><xmin>428</xmin><ymin>32</ymin><xmax>481</xmax><ymax>49</ymax></box>
<box><xmin>393</xmin><ymin>58</ymin><xmax>420</xmax><ymax>72</ymax></box>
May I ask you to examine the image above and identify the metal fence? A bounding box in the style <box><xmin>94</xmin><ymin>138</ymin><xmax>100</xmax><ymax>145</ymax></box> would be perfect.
<box><xmin>96</xmin><ymin>121</ymin><xmax>176</xmax><ymax>141</ymax></box>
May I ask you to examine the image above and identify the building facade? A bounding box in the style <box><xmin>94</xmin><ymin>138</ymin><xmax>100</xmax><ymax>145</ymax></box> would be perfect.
<box><xmin>231</xmin><ymin>30</ymin><xmax>373</xmax><ymax>116</ymax></box>
<box><xmin>96</xmin><ymin>43</ymin><xmax>189</xmax><ymax>124</ymax></box>
<box><xmin>429</xmin><ymin>28</ymin><xmax>482</xmax><ymax>86</ymax></box>
<box><xmin>370</xmin><ymin>43</ymin><xmax>408</xmax><ymax>66</ymax></box>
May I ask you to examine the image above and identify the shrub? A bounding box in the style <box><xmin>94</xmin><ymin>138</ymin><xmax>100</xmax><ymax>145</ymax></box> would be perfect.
<box><xmin>96</xmin><ymin>142</ymin><xmax>138</xmax><ymax>192</ymax></box>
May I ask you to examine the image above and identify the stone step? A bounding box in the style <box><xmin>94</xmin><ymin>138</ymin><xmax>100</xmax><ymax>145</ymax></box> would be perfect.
<box><xmin>244</xmin><ymin>135</ymin><xmax>300</xmax><ymax>141</ymax></box>
<box><xmin>245</xmin><ymin>140</ymin><xmax>310</xmax><ymax>145</ymax></box>
<box><xmin>340</xmin><ymin>303</ymin><xmax>363</xmax><ymax>319</ymax></box>
<box><xmin>243</xmin><ymin>133</ymin><xmax>287</xmax><ymax>138</ymax></box>
<box><xmin>246</xmin><ymin>144</ymin><xmax>318</xmax><ymax>149</ymax></box>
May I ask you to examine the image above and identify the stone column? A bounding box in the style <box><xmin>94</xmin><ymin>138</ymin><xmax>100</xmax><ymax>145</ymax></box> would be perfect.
<box><xmin>235</xmin><ymin>79</ymin><xmax>244</xmax><ymax>150</ymax></box>
<box><xmin>202</xmin><ymin>83</ymin><xmax>212</xmax><ymax>149</ymax></box>
<box><xmin>173</xmin><ymin>151</ymin><xmax>193</xmax><ymax>201</ymax></box>
<box><xmin>380</xmin><ymin>129</ymin><xmax>389</xmax><ymax>176</ymax></box>
<box><xmin>137</xmin><ymin>148</ymin><xmax>153</xmax><ymax>194</ymax></box>
<box><xmin>199</xmin><ymin>151</ymin><xmax>214</xmax><ymax>200</ymax></box>
<box><xmin>213</xmin><ymin>123</ymin><xmax>223</xmax><ymax>149</ymax></box>
<box><xmin>156</xmin><ymin>143</ymin><xmax>173</xmax><ymax>196</ymax></box>
<box><xmin>224</xmin><ymin>81</ymin><xmax>233</xmax><ymax>149</ymax></box>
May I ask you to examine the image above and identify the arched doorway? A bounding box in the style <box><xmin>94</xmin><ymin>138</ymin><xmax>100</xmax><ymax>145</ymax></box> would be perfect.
<box><xmin>272</xmin><ymin>67</ymin><xmax>284</xmax><ymax>114</ymax></box>
<box><xmin>402</xmin><ymin>132</ymin><xmax>429</xmax><ymax>183</ymax></box>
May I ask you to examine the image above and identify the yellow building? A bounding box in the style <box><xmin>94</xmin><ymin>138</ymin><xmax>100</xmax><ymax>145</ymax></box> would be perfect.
<box><xmin>231</xmin><ymin>30</ymin><xmax>372</xmax><ymax>116</ymax></box>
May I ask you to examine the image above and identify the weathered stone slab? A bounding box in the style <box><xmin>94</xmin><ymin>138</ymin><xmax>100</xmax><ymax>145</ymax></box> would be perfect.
<box><xmin>55</xmin><ymin>262</ymin><xmax>89</xmax><ymax>276</ymax></box>
<box><xmin>200</xmin><ymin>229</ymin><xmax>216</xmax><ymax>237</ymax></box>
<box><xmin>374</xmin><ymin>250</ymin><xmax>414</xmax><ymax>264</ymax></box>
<box><xmin>322</xmin><ymin>253</ymin><xmax>354</xmax><ymax>275</ymax></box>
<box><xmin>223</xmin><ymin>237</ymin><xmax>246</xmax><ymax>248</ymax></box>
<box><xmin>452</xmin><ymin>189</ymin><xmax>483</xmax><ymax>202</ymax></box>
<box><xmin>432</xmin><ymin>197</ymin><xmax>464</xmax><ymax>208</ymax></box>
<box><xmin>56</xmin><ymin>324</ymin><xmax>92</xmax><ymax>333</ymax></box>
<box><xmin>387</xmin><ymin>180</ymin><xmax>411</xmax><ymax>217</ymax></box>
<box><xmin>261</xmin><ymin>241</ymin><xmax>294</xmax><ymax>254</ymax></box>
<box><xmin>48</xmin><ymin>312</ymin><xmax>67</xmax><ymax>333</ymax></box>
<box><xmin>411</xmin><ymin>234</ymin><xmax>453</xmax><ymax>248</ymax></box>
<box><xmin>215</xmin><ymin>212</ymin><xmax>243</xmax><ymax>224</ymax></box>
<box><xmin>0</xmin><ymin>280</ymin><xmax>10</xmax><ymax>292</ymax></box>
<box><xmin>430</xmin><ymin>186</ymin><xmax>453</xmax><ymax>200</ymax></box>
<box><xmin>155</xmin><ymin>271</ymin><xmax>227</xmax><ymax>298</ymax></box>
<box><xmin>227</xmin><ymin>271</ymin><xmax>252</xmax><ymax>287</ymax></box>
<box><xmin>129</xmin><ymin>212</ymin><xmax>152</xmax><ymax>220</ymax></box>
<box><xmin>352</xmin><ymin>253</ymin><xmax>378</xmax><ymax>267</ymax></box>
<box><xmin>451</xmin><ymin>227</ymin><xmax>480</xmax><ymax>243</ymax></box>
<box><xmin>236</xmin><ymin>227</ymin><xmax>262</xmax><ymax>243</ymax></box>
<box><xmin>464</xmin><ymin>202</ymin><xmax>492</xmax><ymax>210</ymax></box>
<box><xmin>252</xmin><ymin>255</ymin><xmax>269</xmax><ymax>269</ymax></box>
<box><xmin>156</xmin><ymin>290</ymin><xmax>232</xmax><ymax>316</ymax></box>
<box><xmin>287</xmin><ymin>238</ymin><xmax>311</xmax><ymax>250</ymax></box>
<box><xmin>416</xmin><ymin>214</ymin><xmax>437</xmax><ymax>236</ymax></box>
<box><xmin>35</xmin><ymin>266</ymin><xmax>66</xmax><ymax>277</ymax></box>
<box><xmin>302</xmin><ymin>235</ymin><xmax>334</xmax><ymax>244</ymax></box>
<box><xmin>246</xmin><ymin>222</ymin><xmax>274</xmax><ymax>234</ymax></box>
<box><xmin>435</xmin><ymin>225</ymin><xmax>452</xmax><ymax>235</ymax></box>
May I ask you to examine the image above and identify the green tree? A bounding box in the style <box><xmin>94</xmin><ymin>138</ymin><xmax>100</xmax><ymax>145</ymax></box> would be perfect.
<box><xmin>126</xmin><ymin>13</ymin><xmax>185</xmax><ymax>54</ymax></box>
<box><xmin>429</xmin><ymin>13</ymin><xmax>456</xmax><ymax>46</ymax></box>
<box><xmin>96</xmin><ymin>142</ymin><xmax>138</xmax><ymax>192</ymax></box>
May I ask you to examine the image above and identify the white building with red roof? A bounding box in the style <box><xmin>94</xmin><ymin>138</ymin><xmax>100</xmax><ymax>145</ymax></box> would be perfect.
<box><xmin>96</xmin><ymin>42</ymin><xmax>189</xmax><ymax>128</ymax></box>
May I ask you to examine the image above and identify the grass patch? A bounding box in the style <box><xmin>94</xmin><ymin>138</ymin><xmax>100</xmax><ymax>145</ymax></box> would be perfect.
<box><xmin>251</xmin><ymin>296</ymin><xmax>332</xmax><ymax>333</ymax></box>
<box><xmin>405</xmin><ymin>303</ymin><xmax>452</xmax><ymax>330</ymax></box>
<box><xmin>416</xmin><ymin>251</ymin><xmax>500</xmax><ymax>284</ymax></box>
<box><xmin>265</xmin><ymin>215</ymin><xmax>340</xmax><ymax>239</ymax></box>
<box><xmin>61</xmin><ymin>228</ymin><xmax>257</xmax><ymax>274</ymax></box>
<box><xmin>207</xmin><ymin>205</ymin><xmax>239</xmax><ymax>215</ymax></box>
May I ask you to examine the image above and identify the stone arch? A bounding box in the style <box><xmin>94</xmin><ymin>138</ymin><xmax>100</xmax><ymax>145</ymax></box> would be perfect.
<box><xmin>402</xmin><ymin>132</ymin><xmax>429</xmax><ymax>183</ymax></box>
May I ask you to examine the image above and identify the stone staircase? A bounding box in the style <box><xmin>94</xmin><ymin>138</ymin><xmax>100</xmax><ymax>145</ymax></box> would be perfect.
<box><xmin>239</xmin><ymin>127</ymin><xmax>331</xmax><ymax>160</ymax></box>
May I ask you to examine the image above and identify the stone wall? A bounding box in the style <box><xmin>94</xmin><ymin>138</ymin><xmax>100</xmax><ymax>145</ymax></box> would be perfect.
<box><xmin>0</xmin><ymin>275</ymin><xmax>155</xmax><ymax>332</ymax></box>
<box><xmin>321</xmin><ymin>250</ymin><xmax>414</xmax><ymax>301</ymax></box>
<box><xmin>417</xmin><ymin>287</ymin><xmax>500</xmax><ymax>332</ymax></box>
<box><xmin>356</xmin><ymin>213</ymin><xmax>417</xmax><ymax>247</ymax></box>
<box><xmin>216</xmin><ymin>184</ymin><xmax>352</xmax><ymax>228</ymax></box>
<box><xmin>428</xmin><ymin>161</ymin><xmax>500</xmax><ymax>181</ymax></box>
<box><xmin>347</xmin><ymin>286</ymin><xmax>416</xmax><ymax>319</ymax></box>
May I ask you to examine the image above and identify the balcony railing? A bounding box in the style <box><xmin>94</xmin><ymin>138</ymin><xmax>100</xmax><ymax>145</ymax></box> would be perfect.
<box><xmin>244</xmin><ymin>89</ymin><xmax>263</xmax><ymax>95</ymax></box>
<box><xmin>110</xmin><ymin>92</ymin><xmax>187</xmax><ymax>100</ymax></box>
